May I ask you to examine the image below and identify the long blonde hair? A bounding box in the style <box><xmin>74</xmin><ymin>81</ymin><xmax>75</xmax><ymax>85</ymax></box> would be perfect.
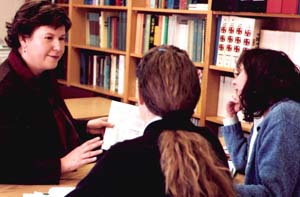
<box><xmin>159</xmin><ymin>131</ymin><xmax>235</xmax><ymax>196</ymax></box>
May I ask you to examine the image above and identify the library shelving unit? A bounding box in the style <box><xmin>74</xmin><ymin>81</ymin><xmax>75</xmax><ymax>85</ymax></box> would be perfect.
<box><xmin>55</xmin><ymin>0</ymin><xmax>300</xmax><ymax>134</ymax></box>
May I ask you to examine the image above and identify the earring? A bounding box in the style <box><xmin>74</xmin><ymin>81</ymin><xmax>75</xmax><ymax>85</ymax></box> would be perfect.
<box><xmin>23</xmin><ymin>46</ymin><xmax>27</xmax><ymax>54</ymax></box>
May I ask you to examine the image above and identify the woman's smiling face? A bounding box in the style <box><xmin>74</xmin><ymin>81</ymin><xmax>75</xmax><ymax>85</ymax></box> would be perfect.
<box><xmin>19</xmin><ymin>25</ymin><xmax>66</xmax><ymax>76</ymax></box>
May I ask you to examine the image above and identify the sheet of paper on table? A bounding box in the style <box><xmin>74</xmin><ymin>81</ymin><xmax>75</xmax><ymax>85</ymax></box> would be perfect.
<box><xmin>23</xmin><ymin>187</ymin><xmax>75</xmax><ymax>197</ymax></box>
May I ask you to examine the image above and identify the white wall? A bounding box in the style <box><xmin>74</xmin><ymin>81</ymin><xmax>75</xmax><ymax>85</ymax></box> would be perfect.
<box><xmin>0</xmin><ymin>0</ymin><xmax>24</xmax><ymax>42</ymax></box>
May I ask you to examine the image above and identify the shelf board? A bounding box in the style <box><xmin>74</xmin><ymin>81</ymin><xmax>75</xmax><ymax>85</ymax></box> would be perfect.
<box><xmin>57</xmin><ymin>79</ymin><xmax>67</xmax><ymax>85</ymax></box>
<box><xmin>72</xmin><ymin>4</ymin><xmax>127</xmax><ymax>10</ymax></box>
<box><xmin>209</xmin><ymin>65</ymin><xmax>234</xmax><ymax>73</ymax></box>
<box><xmin>72</xmin><ymin>44</ymin><xmax>126</xmax><ymax>55</ymax></box>
<box><xmin>192</xmin><ymin>113</ymin><xmax>201</xmax><ymax>119</ymax></box>
<box><xmin>132</xmin><ymin>7</ymin><xmax>208</xmax><ymax>15</ymax></box>
<box><xmin>206</xmin><ymin>116</ymin><xmax>251</xmax><ymax>133</ymax></box>
<box><xmin>70</xmin><ymin>83</ymin><xmax>123</xmax><ymax>99</ymax></box>
<box><xmin>212</xmin><ymin>11</ymin><xmax>300</xmax><ymax>19</ymax></box>
<box><xmin>130</xmin><ymin>53</ymin><xmax>143</xmax><ymax>58</ymax></box>
<box><xmin>194</xmin><ymin>62</ymin><xmax>204</xmax><ymax>68</ymax></box>
<box><xmin>130</xmin><ymin>53</ymin><xmax>204</xmax><ymax>67</ymax></box>
<box><xmin>56</xmin><ymin>3</ymin><xmax>69</xmax><ymax>8</ymax></box>
<box><xmin>128</xmin><ymin>96</ymin><xmax>138</xmax><ymax>103</ymax></box>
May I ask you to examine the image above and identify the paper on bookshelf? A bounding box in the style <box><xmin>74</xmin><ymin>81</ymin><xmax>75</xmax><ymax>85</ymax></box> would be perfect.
<box><xmin>188</xmin><ymin>3</ymin><xmax>208</xmax><ymax>10</ymax></box>
<box><xmin>102</xmin><ymin>101</ymin><xmax>145</xmax><ymax>150</ymax></box>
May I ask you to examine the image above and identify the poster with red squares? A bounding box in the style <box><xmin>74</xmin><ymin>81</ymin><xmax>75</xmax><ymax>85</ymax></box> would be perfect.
<box><xmin>216</xmin><ymin>16</ymin><xmax>262</xmax><ymax>68</ymax></box>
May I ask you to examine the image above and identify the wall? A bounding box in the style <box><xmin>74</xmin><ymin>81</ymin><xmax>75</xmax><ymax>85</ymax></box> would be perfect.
<box><xmin>0</xmin><ymin>0</ymin><xmax>24</xmax><ymax>43</ymax></box>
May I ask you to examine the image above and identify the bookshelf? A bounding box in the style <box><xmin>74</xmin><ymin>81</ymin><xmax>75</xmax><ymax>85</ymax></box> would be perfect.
<box><xmin>56</xmin><ymin>0</ymin><xmax>300</xmax><ymax>134</ymax></box>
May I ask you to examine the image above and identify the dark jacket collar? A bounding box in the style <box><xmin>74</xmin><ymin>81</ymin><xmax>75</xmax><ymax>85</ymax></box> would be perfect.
<box><xmin>8</xmin><ymin>49</ymin><xmax>36</xmax><ymax>81</ymax></box>
<box><xmin>7</xmin><ymin>49</ymin><xmax>57</xmax><ymax>98</ymax></box>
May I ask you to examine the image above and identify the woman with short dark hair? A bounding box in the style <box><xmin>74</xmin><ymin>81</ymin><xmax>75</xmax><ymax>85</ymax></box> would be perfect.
<box><xmin>222</xmin><ymin>48</ymin><xmax>300</xmax><ymax>196</ymax></box>
<box><xmin>0</xmin><ymin>0</ymin><xmax>112</xmax><ymax>184</ymax></box>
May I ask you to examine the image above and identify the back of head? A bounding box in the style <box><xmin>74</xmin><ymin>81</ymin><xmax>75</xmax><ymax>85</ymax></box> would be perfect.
<box><xmin>5</xmin><ymin>0</ymin><xmax>71</xmax><ymax>49</ymax></box>
<box><xmin>237</xmin><ymin>48</ymin><xmax>300</xmax><ymax>121</ymax></box>
<box><xmin>137</xmin><ymin>45</ymin><xmax>235</xmax><ymax>197</ymax></box>
<box><xmin>136</xmin><ymin>45</ymin><xmax>200</xmax><ymax>116</ymax></box>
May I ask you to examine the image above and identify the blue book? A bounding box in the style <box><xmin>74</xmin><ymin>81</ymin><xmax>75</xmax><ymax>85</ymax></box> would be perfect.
<box><xmin>80</xmin><ymin>51</ymin><xmax>88</xmax><ymax>84</ymax></box>
<box><xmin>104</xmin><ymin>55</ymin><xmax>111</xmax><ymax>90</ymax></box>
<box><xmin>192</xmin><ymin>18</ymin><xmax>198</xmax><ymax>61</ymax></box>
<box><xmin>196</xmin><ymin>18</ymin><xmax>203</xmax><ymax>63</ymax></box>
<box><xmin>213</xmin><ymin>16</ymin><xmax>222</xmax><ymax>65</ymax></box>
<box><xmin>87</xmin><ymin>12</ymin><xmax>100</xmax><ymax>46</ymax></box>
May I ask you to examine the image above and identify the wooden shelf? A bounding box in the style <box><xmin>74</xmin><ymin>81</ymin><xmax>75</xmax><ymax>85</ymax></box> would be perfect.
<box><xmin>206</xmin><ymin>116</ymin><xmax>251</xmax><ymax>133</ymax></box>
<box><xmin>70</xmin><ymin>83</ymin><xmax>123</xmax><ymax>99</ymax></box>
<box><xmin>71</xmin><ymin>44</ymin><xmax>126</xmax><ymax>55</ymax></box>
<box><xmin>212</xmin><ymin>11</ymin><xmax>300</xmax><ymax>19</ymax></box>
<box><xmin>209</xmin><ymin>65</ymin><xmax>234</xmax><ymax>73</ymax></box>
<box><xmin>57</xmin><ymin>0</ymin><xmax>300</xmax><ymax>132</ymax></box>
<box><xmin>72</xmin><ymin>4</ymin><xmax>127</xmax><ymax>10</ymax></box>
<box><xmin>132</xmin><ymin>7</ymin><xmax>208</xmax><ymax>15</ymax></box>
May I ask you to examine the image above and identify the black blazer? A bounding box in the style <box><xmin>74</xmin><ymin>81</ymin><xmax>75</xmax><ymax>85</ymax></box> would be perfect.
<box><xmin>67</xmin><ymin>119</ymin><xmax>229</xmax><ymax>197</ymax></box>
<box><xmin>0</xmin><ymin>50</ymin><xmax>87</xmax><ymax>184</ymax></box>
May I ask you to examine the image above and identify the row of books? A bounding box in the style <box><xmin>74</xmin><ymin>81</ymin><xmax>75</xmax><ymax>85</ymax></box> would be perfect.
<box><xmin>80</xmin><ymin>50</ymin><xmax>125</xmax><ymax>94</ymax></box>
<box><xmin>214</xmin><ymin>15</ymin><xmax>300</xmax><ymax>68</ymax></box>
<box><xmin>135</xmin><ymin>13</ymin><xmax>205</xmax><ymax>62</ymax></box>
<box><xmin>86</xmin><ymin>11</ymin><xmax>127</xmax><ymax>51</ymax></box>
<box><xmin>84</xmin><ymin>0</ymin><xmax>127</xmax><ymax>6</ymax></box>
<box><xmin>212</xmin><ymin>0</ymin><xmax>267</xmax><ymax>12</ymax></box>
<box><xmin>146</xmin><ymin>0</ymin><xmax>208</xmax><ymax>10</ymax></box>
<box><xmin>259</xmin><ymin>30</ymin><xmax>300</xmax><ymax>68</ymax></box>
<box><xmin>266</xmin><ymin>0</ymin><xmax>300</xmax><ymax>14</ymax></box>
<box><xmin>212</xmin><ymin>0</ymin><xmax>300</xmax><ymax>14</ymax></box>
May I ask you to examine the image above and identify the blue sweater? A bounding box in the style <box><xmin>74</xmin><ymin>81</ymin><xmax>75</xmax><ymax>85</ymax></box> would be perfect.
<box><xmin>221</xmin><ymin>100</ymin><xmax>300</xmax><ymax>197</ymax></box>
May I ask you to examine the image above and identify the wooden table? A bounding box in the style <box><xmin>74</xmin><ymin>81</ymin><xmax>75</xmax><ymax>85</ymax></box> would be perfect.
<box><xmin>0</xmin><ymin>163</ymin><xmax>94</xmax><ymax>197</ymax></box>
<box><xmin>64</xmin><ymin>97</ymin><xmax>112</xmax><ymax>120</ymax></box>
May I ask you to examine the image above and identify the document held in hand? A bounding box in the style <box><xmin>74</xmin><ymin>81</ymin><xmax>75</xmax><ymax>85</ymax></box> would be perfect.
<box><xmin>102</xmin><ymin>101</ymin><xmax>145</xmax><ymax>150</ymax></box>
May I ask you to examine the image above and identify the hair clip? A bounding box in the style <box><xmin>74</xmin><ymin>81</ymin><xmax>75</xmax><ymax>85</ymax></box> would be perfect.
<box><xmin>158</xmin><ymin>48</ymin><xmax>167</xmax><ymax>52</ymax></box>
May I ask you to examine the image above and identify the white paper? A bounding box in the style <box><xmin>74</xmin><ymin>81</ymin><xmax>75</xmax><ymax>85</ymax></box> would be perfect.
<box><xmin>102</xmin><ymin>101</ymin><xmax>145</xmax><ymax>150</ymax></box>
<box><xmin>23</xmin><ymin>187</ymin><xmax>75</xmax><ymax>197</ymax></box>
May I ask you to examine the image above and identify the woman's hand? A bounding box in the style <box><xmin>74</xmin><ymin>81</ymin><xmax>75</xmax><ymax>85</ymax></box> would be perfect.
<box><xmin>86</xmin><ymin>117</ymin><xmax>114</xmax><ymax>136</ymax></box>
<box><xmin>225</xmin><ymin>94</ymin><xmax>242</xmax><ymax>118</ymax></box>
<box><xmin>60</xmin><ymin>137</ymin><xmax>103</xmax><ymax>173</ymax></box>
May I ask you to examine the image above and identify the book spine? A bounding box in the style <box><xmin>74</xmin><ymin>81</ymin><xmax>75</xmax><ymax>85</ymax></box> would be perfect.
<box><xmin>104</xmin><ymin>55</ymin><xmax>111</xmax><ymax>90</ymax></box>
<box><xmin>135</xmin><ymin>13</ymin><xmax>144</xmax><ymax>54</ymax></box>
<box><xmin>281</xmin><ymin>0</ymin><xmax>298</xmax><ymax>14</ymax></box>
<box><xmin>162</xmin><ymin>15</ymin><xmax>169</xmax><ymax>44</ymax></box>
<box><xmin>266</xmin><ymin>0</ymin><xmax>282</xmax><ymax>13</ymax></box>
<box><xmin>213</xmin><ymin>16</ymin><xmax>222</xmax><ymax>65</ymax></box>
<box><xmin>118</xmin><ymin>55</ymin><xmax>125</xmax><ymax>94</ymax></box>
<box><xmin>143</xmin><ymin>14</ymin><xmax>151</xmax><ymax>53</ymax></box>
<box><xmin>87</xmin><ymin>12</ymin><xmax>100</xmax><ymax>46</ymax></box>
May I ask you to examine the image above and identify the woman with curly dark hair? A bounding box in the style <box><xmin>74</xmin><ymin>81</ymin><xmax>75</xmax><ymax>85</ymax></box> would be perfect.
<box><xmin>221</xmin><ymin>48</ymin><xmax>300</xmax><ymax>196</ymax></box>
